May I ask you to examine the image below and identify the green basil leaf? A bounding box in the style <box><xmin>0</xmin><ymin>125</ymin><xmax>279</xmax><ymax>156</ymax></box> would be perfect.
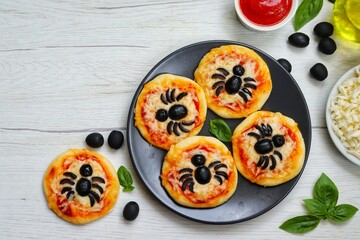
<box><xmin>294</xmin><ymin>0</ymin><xmax>323</xmax><ymax>31</ymax></box>
<box><xmin>328</xmin><ymin>204</ymin><xmax>358</xmax><ymax>223</ymax></box>
<box><xmin>313</xmin><ymin>173</ymin><xmax>338</xmax><ymax>209</ymax></box>
<box><xmin>117</xmin><ymin>165</ymin><xmax>135</xmax><ymax>192</ymax></box>
<box><xmin>209</xmin><ymin>119</ymin><xmax>232</xmax><ymax>142</ymax></box>
<box><xmin>328</xmin><ymin>0</ymin><xmax>335</xmax><ymax>3</ymax></box>
<box><xmin>303</xmin><ymin>199</ymin><xmax>328</xmax><ymax>218</ymax></box>
<box><xmin>279</xmin><ymin>215</ymin><xmax>321</xmax><ymax>234</ymax></box>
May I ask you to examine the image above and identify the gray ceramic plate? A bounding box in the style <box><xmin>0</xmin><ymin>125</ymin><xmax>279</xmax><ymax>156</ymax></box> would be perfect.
<box><xmin>127</xmin><ymin>40</ymin><xmax>311</xmax><ymax>224</ymax></box>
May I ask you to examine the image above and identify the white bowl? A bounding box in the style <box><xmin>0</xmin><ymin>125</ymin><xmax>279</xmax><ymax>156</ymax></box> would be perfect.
<box><xmin>325</xmin><ymin>64</ymin><xmax>360</xmax><ymax>166</ymax></box>
<box><xmin>234</xmin><ymin>0</ymin><xmax>298</xmax><ymax>31</ymax></box>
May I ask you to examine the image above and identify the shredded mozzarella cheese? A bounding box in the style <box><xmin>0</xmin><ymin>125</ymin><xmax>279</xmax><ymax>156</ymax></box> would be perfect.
<box><xmin>330</xmin><ymin>68</ymin><xmax>360</xmax><ymax>159</ymax></box>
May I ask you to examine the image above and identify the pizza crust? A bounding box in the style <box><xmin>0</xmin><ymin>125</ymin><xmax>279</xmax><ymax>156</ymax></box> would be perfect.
<box><xmin>194</xmin><ymin>45</ymin><xmax>272</xmax><ymax>118</ymax></box>
<box><xmin>161</xmin><ymin>136</ymin><xmax>238</xmax><ymax>208</ymax></box>
<box><xmin>232</xmin><ymin>111</ymin><xmax>305</xmax><ymax>186</ymax></box>
<box><xmin>134</xmin><ymin>74</ymin><xmax>207</xmax><ymax>150</ymax></box>
<box><xmin>43</xmin><ymin>149</ymin><xmax>119</xmax><ymax>224</ymax></box>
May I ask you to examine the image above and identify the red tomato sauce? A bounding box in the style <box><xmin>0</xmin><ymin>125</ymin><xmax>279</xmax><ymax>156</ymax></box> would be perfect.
<box><xmin>239</xmin><ymin>0</ymin><xmax>292</xmax><ymax>26</ymax></box>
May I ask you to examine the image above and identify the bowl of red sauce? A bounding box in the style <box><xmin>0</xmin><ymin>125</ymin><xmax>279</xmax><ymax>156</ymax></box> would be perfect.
<box><xmin>235</xmin><ymin>0</ymin><xmax>298</xmax><ymax>31</ymax></box>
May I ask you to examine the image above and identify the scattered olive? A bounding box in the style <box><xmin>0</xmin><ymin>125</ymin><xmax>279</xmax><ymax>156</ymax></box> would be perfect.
<box><xmin>288</xmin><ymin>32</ymin><xmax>310</xmax><ymax>48</ymax></box>
<box><xmin>310</xmin><ymin>63</ymin><xmax>328</xmax><ymax>81</ymax></box>
<box><xmin>108</xmin><ymin>130</ymin><xmax>124</xmax><ymax>149</ymax></box>
<box><xmin>314</xmin><ymin>22</ymin><xmax>334</xmax><ymax>38</ymax></box>
<box><xmin>123</xmin><ymin>201</ymin><xmax>139</xmax><ymax>221</ymax></box>
<box><xmin>277</xmin><ymin>58</ymin><xmax>292</xmax><ymax>73</ymax></box>
<box><xmin>318</xmin><ymin>37</ymin><xmax>337</xmax><ymax>55</ymax></box>
<box><xmin>85</xmin><ymin>132</ymin><xmax>104</xmax><ymax>148</ymax></box>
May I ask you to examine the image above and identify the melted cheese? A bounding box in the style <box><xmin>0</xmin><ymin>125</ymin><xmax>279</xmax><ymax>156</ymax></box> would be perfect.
<box><xmin>142</xmin><ymin>87</ymin><xmax>199</xmax><ymax>139</ymax></box>
<box><xmin>52</xmin><ymin>157</ymin><xmax>107</xmax><ymax>211</ymax></box>
<box><xmin>242</xmin><ymin>117</ymin><xmax>296</xmax><ymax>178</ymax></box>
<box><xmin>205</xmin><ymin>55</ymin><xmax>259</xmax><ymax>109</ymax></box>
<box><xmin>330</xmin><ymin>69</ymin><xmax>360</xmax><ymax>159</ymax></box>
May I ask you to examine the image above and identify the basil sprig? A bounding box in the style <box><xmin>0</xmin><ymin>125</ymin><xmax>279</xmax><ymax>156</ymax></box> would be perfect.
<box><xmin>117</xmin><ymin>165</ymin><xmax>135</xmax><ymax>192</ymax></box>
<box><xmin>209</xmin><ymin>119</ymin><xmax>232</xmax><ymax>142</ymax></box>
<box><xmin>280</xmin><ymin>173</ymin><xmax>358</xmax><ymax>234</ymax></box>
<box><xmin>294</xmin><ymin>0</ymin><xmax>323</xmax><ymax>31</ymax></box>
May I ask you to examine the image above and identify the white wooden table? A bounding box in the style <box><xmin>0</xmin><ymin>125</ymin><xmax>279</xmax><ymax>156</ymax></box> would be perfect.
<box><xmin>1</xmin><ymin>1</ymin><xmax>359</xmax><ymax>239</ymax></box>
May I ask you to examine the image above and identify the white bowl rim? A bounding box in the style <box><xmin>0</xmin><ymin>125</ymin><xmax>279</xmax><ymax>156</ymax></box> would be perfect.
<box><xmin>325</xmin><ymin>64</ymin><xmax>360</xmax><ymax>166</ymax></box>
<box><xmin>234</xmin><ymin>0</ymin><xmax>298</xmax><ymax>31</ymax></box>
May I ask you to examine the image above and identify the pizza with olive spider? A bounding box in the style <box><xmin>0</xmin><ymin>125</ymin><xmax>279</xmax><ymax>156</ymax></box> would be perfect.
<box><xmin>232</xmin><ymin>111</ymin><xmax>305</xmax><ymax>186</ymax></box>
<box><xmin>161</xmin><ymin>136</ymin><xmax>238</xmax><ymax>208</ymax></box>
<box><xmin>134</xmin><ymin>74</ymin><xmax>207</xmax><ymax>150</ymax></box>
<box><xmin>194</xmin><ymin>45</ymin><xmax>272</xmax><ymax>118</ymax></box>
<box><xmin>43</xmin><ymin>149</ymin><xmax>119</xmax><ymax>224</ymax></box>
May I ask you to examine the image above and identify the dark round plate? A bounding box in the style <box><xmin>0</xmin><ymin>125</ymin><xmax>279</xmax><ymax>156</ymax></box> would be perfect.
<box><xmin>127</xmin><ymin>40</ymin><xmax>311</xmax><ymax>224</ymax></box>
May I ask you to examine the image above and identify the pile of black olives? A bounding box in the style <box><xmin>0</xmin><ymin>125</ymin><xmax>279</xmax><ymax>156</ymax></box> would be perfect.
<box><xmin>287</xmin><ymin>21</ymin><xmax>336</xmax><ymax>81</ymax></box>
<box><xmin>86</xmin><ymin>130</ymin><xmax>124</xmax><ymax>149</ymax></box>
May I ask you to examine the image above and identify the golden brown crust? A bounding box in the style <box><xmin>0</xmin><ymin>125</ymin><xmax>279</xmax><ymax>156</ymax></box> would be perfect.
<box><xmin>134</xmin><ymin>74</ymin><xmax>207</xmax><ymax>150</ymax></box>
<box><xmin>232</xmin><ymin>111</ymin><xmax>305</xmax><ymax>186</ymax></box>
<box><xmin>43</xmin><ymin>149</ymin><xmax>119</xmax><ymax>224</ymax></box>
<box><xmin>194</xmin><ymin>45</ymin><xmax>272</xmax><ymax>118</ymax></box>
<box><xmin>161</xmin><ymin>136</ymin><xmax>238</xmax><ymax>208</ymax></box>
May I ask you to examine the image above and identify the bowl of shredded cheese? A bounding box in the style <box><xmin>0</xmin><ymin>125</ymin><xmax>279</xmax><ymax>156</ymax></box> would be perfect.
<box><xmin>326</xmin><ymin>64</ymin><xmax>360</xmax><ymax>166</ymax></box>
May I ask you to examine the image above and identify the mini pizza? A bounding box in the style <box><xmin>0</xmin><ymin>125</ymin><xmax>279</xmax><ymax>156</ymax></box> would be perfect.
<box><xmin>232</xmin><ymin>111</ymin><xmax>305</xmax><ymax>186</ymax></box>
<box><xmin>194</xmin><ymin>45</ymin><xmax>272</xmax><ymax>118</ymax></box>
<box><xmin>43</xmin><ymin>149</ymin><xmax>119</xmax><ymax>224</ymax></box>
<box><xmin>161</xmin><ymin>136</ymin><xmax>238</xmax><ymax>208</ymax></box>
<box><xmin>134</xmin><ymin>74</ymin><xmax>207</xmax><ymax>150</ymax></box>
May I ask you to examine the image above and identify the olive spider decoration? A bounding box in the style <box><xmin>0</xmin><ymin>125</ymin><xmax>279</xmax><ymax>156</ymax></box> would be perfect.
<box><xmin>155</xmin><ymin>88</ymin><xmax>195</xmax><ymax>136</ymax></box>
<box><xmin>179</xmin><ymin>154</ymin><xmax>228</xmax><ymax>192</ymax></box>
<box><xmin>247</xmin><ymin>123</ymin><xmax>286</xmax><ymax>170</ymax></box>
<box><xmin>60</xmin><ymin>164</ymin><xmax>105</xmax><ymax>207</ymax></box>
<box><xmin>211</xmin><ymin>64</ymin><xmax>257</xmax><ymax>103</ymax></box>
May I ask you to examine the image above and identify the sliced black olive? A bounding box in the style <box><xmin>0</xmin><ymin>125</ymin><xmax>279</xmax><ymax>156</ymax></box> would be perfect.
<box><xmin>191</xmin><ymin>154</ymin><xmax>206</xmax><ymax>167</ymax></box>
<box><xmin>314</xmin><ymin>22</ymin><xmax>334</xmax><ymax>38</ymax></box>
<box><xmin>310</xmin><ymin>63</ymin><xmax>328</xmax><ymax>81</ymax></box>
<box><xmin>277</xmin><ymin>58</ymin><xmax>292</xmax><ymax>73</ymax></box>
<box><xmin>288</xmin><ymin>32</ymin><xmax>310</xmax><ymax>48</ymax></box>
<box><xmin>85</xmin><ymin>132</ymin><xmax>104</xmax><ymax>148</ymax></box>
<box><xmin>168</xmin><ymin>104</ymin><xmax>187</xmax><ymax>120</ymax></box>
<box><xmin>76</xmin><ymin>178</ymin><xmax>91</xmax><ymax>196</ymax></box>
<box><xmin>225</xmin><ymin>76</ymin><xmax>241</xmax><ymax>94</ymax></box>
<box><xmin>60</xmin><ymin>179</ymin><xmax>75</xmax><ymax>185</ymax></box>
<box><xmin>194</xmin><ymin>166</ymin><xmax>211</xmax><ymax>184</ymax></box>
<box><xmin>123</xmin><ymin>201</ymin><xmax>140</xmax><ymax>221</ymax></box>
<box><xmin>273</xmin><ymin>135</ymin><xmax>285</xmax><ymax>147</ymax></box>
<box><xmin>318</xmin><ymin>37</ymin><xmax>337</xmax><ymax>55</ymax></box>
<box><xmin>108</xmin><ymin>130</ymin><xmax>124</xmax><ymax>149</ymax></box>
<box><xmin>254</xmin><ymin>139</ymin><xmax>273</xmax><ymax>154</ymax></box>
<box><xmin>80</xmin><ymin>164</ymin><xmax>93</xmax><ymax>177</ymax></box>
<box><xmin>155</xmin><ymin>109</ymin><xmax>168</xmax><ymax>122</ymax></box>
<box><xmin>233</xmin><ymin>65</ymin><xmax>245</xmax><ymax>76</ymax></box>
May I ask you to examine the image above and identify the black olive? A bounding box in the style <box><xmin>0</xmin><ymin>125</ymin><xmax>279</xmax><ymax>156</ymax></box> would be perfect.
<box><xmin>233</xmin><ymin>65</ymin><xmax>245</xmax><ymax>76</ymax></box>
<box><xmin>225</xmin><ymin>76</ymin><xmax>241</xmax><ymax>94</ymax></box>
<box><xmin>310</xmin><ymin>63</ymin><xmax>328</xmax><ymax>81</ymax></box>
<box><xmin>194</xmin><ymin>166</ymin><xmax>211</xmax><ymax>184</ymax></box>
<box><xmin>272</xmin><ymin>135</ymin><xmax>285</xmax><ymax>147</ymax></box>
<box><xmin>123</xmin><ymin>201</ymin><xmax>139</xmax><ymax>221</ymax></box>
<box><xmin>155</xmin><ymin>109</ymin><xmax>168</xmax><ymax>122</ymax></box>
<box><xmin>254</xmin><ymin>139</ymin><xmax>273</xmax><ymax>154</ymax></box>
<box><xmin>277</xmin><ymin>58</ymin><xmax>292</xmax><ymax>73</ymax></box>
<box><xmin>168</xmin><ymin>104</ymin><xmax>187</xmax><ymax>120</ymax></box>
<box><xmin>314</xmin><ymin>22</ymin><xmax>334</xmax><ymax>38</ymax></box>
<box><xmin>85</xmin><ymin>132</ymin><xmax>104</xmax><ymax>148</ymax></box>
<box><xmin>80</xmin><ymin>164</ymin><xmax>93</xmax><ymax>177</ymax></box>
<box><xmin>288</xmin><ymin>32</ymin><xmax>310</xmax><ymax>48</ymax></box>
<box><xmin>191</xmin><ymin>154</ymin><xmax>206</xmax><ymax>167</ymax></box>
<box><xmin>318</xmin><ymin>37</ymin><xmax>337</xmax><ymax>55</ymax></box>
<box><xmin>108</xmin><ymin>130</ymin><xmax>124</xmax><ymax>149</ymax></box>
<box><xmin>76</xmin><ymin>178</ymin><xmax>91</xmax><ymax>196</ymax></box>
